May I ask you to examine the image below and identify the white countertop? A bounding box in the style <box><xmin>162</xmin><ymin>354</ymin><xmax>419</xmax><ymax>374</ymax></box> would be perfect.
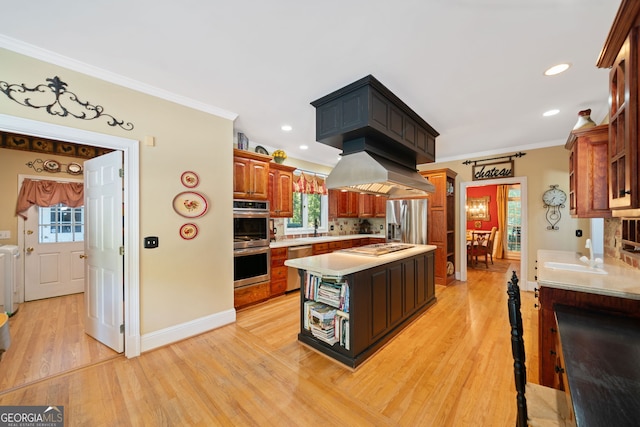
<box><xmin>270</xmin><ymin>234</ymin><xmax>385</xmax><ymax>249</ymax></box>
<box><xmin>537</xmin><ymin>249</ymin><xmax>640</xmax><ymax>300</ymax></box>
<box><xmin>285</xmin><ymin>244</ymin><xmax>437</xmax><ymax>277</ymax></box>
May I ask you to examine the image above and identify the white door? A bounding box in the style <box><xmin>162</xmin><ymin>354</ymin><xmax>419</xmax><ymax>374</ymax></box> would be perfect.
<box><xmin>84</xmin><ymin>151</ymin><xmax>124</xmax><ymax>353</ymax></box>
<box><xmin>24</xmin><ymin>186</ymin><xmax>85</xmax><ymax>301</ymax></box>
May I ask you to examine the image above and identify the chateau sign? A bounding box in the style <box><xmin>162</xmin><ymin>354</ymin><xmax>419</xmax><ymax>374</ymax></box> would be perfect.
<box><xmin>472</xmin><ymin>160</ymin><xmax>515</xmax><ymax>181</ymax></box>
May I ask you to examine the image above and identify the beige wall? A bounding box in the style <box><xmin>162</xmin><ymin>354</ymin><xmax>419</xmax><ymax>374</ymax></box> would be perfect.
<box><xmin>0</xmin><ymin>48</ymin><xmax>234</xmax><ymax>335</ymax></box>
<box><xmin>419</xmin><ymin>146</ymin><xmax>592</xmax><ymax>283</ymax></box>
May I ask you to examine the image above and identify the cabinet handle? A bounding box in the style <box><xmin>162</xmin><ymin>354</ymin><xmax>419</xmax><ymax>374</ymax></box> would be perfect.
<box><xmin>620</xmin><ymin>189</ymin><xmax>631</xmax><ymax>197</ymax></box>
<box><xmin>550</xmin><ymin>350</ymin><xmax>557</xmax><ymax>356</ymax></box>
<box><xmin>555</xmin><ymin>365</ymin><xmax>565</xmax><ymax>374</ymax></box>
<box><xmin>534</xmin><ymin>303</ymin><xmax>539</xmax><ymax>309</ymax></box>
<box><xmin>550</xmin><ymin>327</ymin><xmax>557</xmax><ymax>333</ymax></box>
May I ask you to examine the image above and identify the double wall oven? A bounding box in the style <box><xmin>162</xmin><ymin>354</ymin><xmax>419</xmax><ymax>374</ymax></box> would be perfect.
<box><xmin>233</xmin><ymin>199</ymin><xmax>270</xmax><ymax>288</ymax></box>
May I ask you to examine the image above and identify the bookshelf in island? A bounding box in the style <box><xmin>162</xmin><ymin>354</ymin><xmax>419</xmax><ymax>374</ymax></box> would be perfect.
<box><xmin>286</xmin><ymin>245</ymin><xmax>437</xmax><ymax>368</ymax></box>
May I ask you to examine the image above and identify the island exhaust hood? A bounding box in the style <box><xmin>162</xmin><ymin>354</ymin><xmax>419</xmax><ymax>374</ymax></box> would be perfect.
<box><xmin>311</xmin><ymin>75</ymin><xmax>439</xmax><ymax>199</ymax></box>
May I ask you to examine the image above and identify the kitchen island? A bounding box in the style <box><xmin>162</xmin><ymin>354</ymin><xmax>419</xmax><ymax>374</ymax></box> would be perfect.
<box><xmin>285</xmin><ymin>244</ymin><xmax>437</xmax><ymax>368</ymax></box>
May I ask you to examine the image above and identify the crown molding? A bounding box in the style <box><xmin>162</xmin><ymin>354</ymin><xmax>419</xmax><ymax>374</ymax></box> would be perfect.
<box><xmin>0</xmin><ymin>34</ymin><xmax>239</xmax><ymax>121</ymax></box>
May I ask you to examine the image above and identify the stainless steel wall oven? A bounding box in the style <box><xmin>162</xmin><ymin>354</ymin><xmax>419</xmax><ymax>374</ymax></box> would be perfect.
<box><xmin>233</xmin><ymin>199</ymin><xmax>270</xmax><ymax>288</ymax></box>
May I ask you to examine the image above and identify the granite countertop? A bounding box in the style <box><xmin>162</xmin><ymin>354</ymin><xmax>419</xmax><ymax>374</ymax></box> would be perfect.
<box><xmin>285</xmin><ymin>244</ymin><xmax>437</xmax><ymax>277</ymax></box>
<box><xmin>270</xmin><ymin>234</ymin><xmax>385</xmax><ymax>249</ymax></box>
<box><xmin>537</xmin><ymin>249</ymin><xmax>640</xmax><ymax>300</ymax></box>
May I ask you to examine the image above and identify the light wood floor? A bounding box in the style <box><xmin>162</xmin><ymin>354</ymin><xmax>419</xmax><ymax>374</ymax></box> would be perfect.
<box><xmin>0</xmin><ymin>262</ymin><xmax>537</xmax><ymax>426</ymax></box>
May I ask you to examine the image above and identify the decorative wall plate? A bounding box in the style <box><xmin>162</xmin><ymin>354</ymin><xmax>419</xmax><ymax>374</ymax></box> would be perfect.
<box><xmin>43</xmin><ymin>159</ymin><xmax>61</xmax><ymax>172</ymax></box>
<box><xmin>181</xmin><ymin>171</ymin><xmax>199</xmax><ymax>188</ymax></box>
<box><xmin>67</xmin><ymin>162</ymin><xmax>83</xmax><ymax>175</ymax></box>
<box><xmin>179</xmin><ymin>223</ymin><xmax>199</xmax><ymax>240</ymax></box>
<box><xmin>172</xmin><ymin>191</ymin><xmax>208</xmax><ymax>218</ymax></box>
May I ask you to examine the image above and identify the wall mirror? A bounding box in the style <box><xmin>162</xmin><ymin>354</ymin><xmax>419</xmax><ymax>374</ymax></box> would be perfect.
<box><xmin>467</xmin><ymin>196</ymin><xmax>490</xmax><ymax>221</ymax></box>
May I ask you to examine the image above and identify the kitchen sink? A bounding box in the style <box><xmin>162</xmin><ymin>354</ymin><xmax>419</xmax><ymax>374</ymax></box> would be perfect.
<box><xmin>543</xmin><ymin>261</ymin><xmax>608</xmax><ymax>275</ymax></box>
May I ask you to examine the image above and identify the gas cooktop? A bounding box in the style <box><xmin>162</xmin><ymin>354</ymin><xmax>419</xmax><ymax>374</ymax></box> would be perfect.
<box><xmin>342</xmin><ymin>243</ymin><xmax>415</xmax><ymax>256</ymax></box>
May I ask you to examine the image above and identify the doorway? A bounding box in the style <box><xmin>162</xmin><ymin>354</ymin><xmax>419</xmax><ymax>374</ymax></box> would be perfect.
<box><xmin>458</xmin><ymin>177</ymin><xmax>528</xmax><ymax>288</ymax></box>
<box><xmin>1</xmin><ymin>114</ymin><xmax>141</xmax><ymax>358</ymax></box>
<box><xmin>21</xmin><ymin>178</ymin><xmax>85</xmax><ymax>301</ymax></box>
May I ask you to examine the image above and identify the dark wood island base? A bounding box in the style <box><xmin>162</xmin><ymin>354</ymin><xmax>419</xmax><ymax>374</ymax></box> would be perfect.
<box><xmin>296</xmin><ymin>250</ymin><xmax>436</xmax><ymax>368</ymax></box>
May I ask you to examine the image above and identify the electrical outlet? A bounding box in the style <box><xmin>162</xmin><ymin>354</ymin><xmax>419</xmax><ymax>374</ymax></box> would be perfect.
<box><xmin>0</xmin><ymin>230</ymin><xmax>10</xmax><ymax>239</ymax></box>
<box><xmin>144</xmin><ymin>236</ymin><xmax>159</xmax><ymax>248</ymax></box>
<box><xmin>575</xmin><ymin>229</ymin><xmax>582</xmax><ymax>237</ymax></box>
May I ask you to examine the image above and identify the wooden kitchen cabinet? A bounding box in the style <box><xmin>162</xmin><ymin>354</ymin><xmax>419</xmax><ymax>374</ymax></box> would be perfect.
<box><xmin>597</xmin><ymin>1</ymin><xmax>640</xmax><ymax>213</ymax></box>
<box><xmin>537</xmin><ymin>285</ymin><xmax>640</xmax><ymax>389</ymax></box>
<box><xmin>565</xmin><ymin>124</ymin><xmax>611</xmax><ymax>218</ymax></box>
<box><xmin>267</xmin><ymin>162</ymin><xmax>295</xmax><ymax>218</ymax></box>
<box><xmin>337</xmin><ymin>191</ymin><xmax>359</xmax><ymax>217</ymax></box>
<box><xmin>233</xmin><ymin>148</ymin><xmax>270</xmax><ymax>200</ymax></box>
<box><xmin>374</xmin><ymin>195</ymin><xmax>386</xmax><ymax>218</ymax></box>
<box><xmin>358</xmin><ymin>193</ymin><xmax>375</xmax><ymax>218</ymax></box>
<box><xmin>270</xmin><ymin>247</ymin><xmax>288</xmax><ymax>296</ymax></box>
<box><xmin>421</xmin><ymin>168</ymin><xmax>456</xmax><ymax>285</ymax></box>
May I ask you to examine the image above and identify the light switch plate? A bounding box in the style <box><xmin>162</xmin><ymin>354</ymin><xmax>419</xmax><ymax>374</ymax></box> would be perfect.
<box><xmin>0</xmin><ymin>230</ymin><xmax>10</xmax><ymax>239</ymax></box>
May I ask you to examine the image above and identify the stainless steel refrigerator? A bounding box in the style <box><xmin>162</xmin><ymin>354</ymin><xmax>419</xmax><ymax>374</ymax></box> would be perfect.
<box><xmin>386</xmin><ymin>199</ymin><xmax>428</xmax><ymax>244</ymax></box>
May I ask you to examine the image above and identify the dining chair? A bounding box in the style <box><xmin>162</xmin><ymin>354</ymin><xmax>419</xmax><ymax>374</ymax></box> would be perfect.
<box><xmin>471</xmin><ymin>226</ymin><xmax>497</xmax><ymax>268</ymax></box>
<box><xmin>507</xmin><ymin>271</ymin><xmax>574</xmax><ymax>427</ymax></box>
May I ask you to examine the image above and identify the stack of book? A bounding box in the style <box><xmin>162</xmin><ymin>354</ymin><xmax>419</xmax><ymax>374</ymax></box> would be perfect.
<box><xmin>309</xmin><ymin>304</ymin><xmax>337</xmax><ymax>345</ymax></box>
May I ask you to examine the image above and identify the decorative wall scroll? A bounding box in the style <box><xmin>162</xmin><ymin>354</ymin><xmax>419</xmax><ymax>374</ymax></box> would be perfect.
<box><xmin>1</xmin><ymin>131</ymin><xmax>113</xmax><ymax>159</ymax></box>
<box><xmin>463</xmin><ymin>152</ymin><xmax>526</xmax><ymax>181</ymax></box>
<box><xmin>0</xmin><ymin>76</ymin><xmax>134</xmax><ymax>131</ymax></box>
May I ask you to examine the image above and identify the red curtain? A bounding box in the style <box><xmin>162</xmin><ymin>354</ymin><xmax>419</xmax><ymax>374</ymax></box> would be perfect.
<box><xmin>293</xmin><ymin>172</ymin><xmax>327</xmax><ymax>195</ymax></box>
<box><xmin>16</xmin><ymin>178</ymin><xmax>84</xmax><ymax>219</ymax></box>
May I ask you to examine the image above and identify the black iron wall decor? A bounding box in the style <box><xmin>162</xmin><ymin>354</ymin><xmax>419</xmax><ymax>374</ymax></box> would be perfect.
<box><xmin>0</xmin><ymin>76</ymin><xmax>134</xmax><ymax>131</ymax></box>
<box><xmin>463</xmin><ymin>152</ymin><xmax>526</xmax><ymax>181</ymax></box>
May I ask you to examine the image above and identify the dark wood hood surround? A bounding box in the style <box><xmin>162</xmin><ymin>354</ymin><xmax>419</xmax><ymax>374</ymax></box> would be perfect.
<box><xmin>311</xmin><ymin>75</ymin><xmax>438</xmax><ymax>169</ymax></box>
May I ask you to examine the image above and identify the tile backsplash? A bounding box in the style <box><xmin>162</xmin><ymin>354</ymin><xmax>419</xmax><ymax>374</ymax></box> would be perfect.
<box><xmin>271</xmin><ymin>217</ymin><xmax>386</xmax><ymax>241</ymax></box>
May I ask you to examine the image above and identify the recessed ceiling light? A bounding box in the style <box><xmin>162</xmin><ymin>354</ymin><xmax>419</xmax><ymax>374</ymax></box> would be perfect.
<box><xmin>299</xmin><ymin>145</ymin><xmax>308</xmax><ymax>150</ymax></box>
<box><xmin>281</xmin><ymin>125</ymin><xmax>293</xmax><ymax>132</ymax></box>
<box><xmin>543</xmin><ymin>109</ymin><xmax>560</xmax><ymax>117</ymax></box>
<box><xmin>544</xmin><ymin>63</ymin><xmax>571</xmax><ymax>76</ymax></box>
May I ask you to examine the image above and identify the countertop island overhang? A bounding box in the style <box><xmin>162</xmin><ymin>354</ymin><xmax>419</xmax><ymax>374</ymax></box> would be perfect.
<box><xmin>286</xmin><ymin>244</ymin><xmax>438</xmax><ymax>368</ymax></box>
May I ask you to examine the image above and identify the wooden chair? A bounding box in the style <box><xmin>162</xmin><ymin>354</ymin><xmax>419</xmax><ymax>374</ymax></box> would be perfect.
<box><xmin>472</xmin><ymin>226</ymin><xmax>497</xmax><ymax>268</ymax></box>
<box><xmin>507</xmin><ymin>271</ymin><xmax>574</xmax><ymax>427</ymax></box>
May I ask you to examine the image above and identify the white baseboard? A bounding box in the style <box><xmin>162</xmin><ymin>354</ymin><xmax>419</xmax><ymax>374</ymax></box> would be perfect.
<box><xmin>140</xmin><ymin>309</ymin><xmax>236</xmax><ymax>353</ymax></box>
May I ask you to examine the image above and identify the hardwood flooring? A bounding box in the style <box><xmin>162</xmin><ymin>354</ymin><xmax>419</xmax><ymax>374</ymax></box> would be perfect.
<box><xmin>0</xmin><ymin>262</ymin><xmax>537</xmax><ymax>426</ymax></box>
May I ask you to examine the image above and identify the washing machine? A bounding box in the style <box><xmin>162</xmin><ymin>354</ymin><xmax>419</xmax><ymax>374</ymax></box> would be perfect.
<box><xmin>0</xmin><ymin>245</ymin><xmax>20</xmax><ymax>316</ymax></box>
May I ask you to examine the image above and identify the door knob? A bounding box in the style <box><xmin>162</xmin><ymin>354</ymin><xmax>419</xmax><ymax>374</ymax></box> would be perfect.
<box><xmin>26</xmin><ymin>230</ymin><xmax>34</xmax><ymax>235</ymax></box>
<box><xmin>26</xmin><ymin>247</ymin><xmax>34</xmax><ymax>253</ymax></box>
<box><xmin>79</xmin><ymin>254</ymin><xmax>87</xmax><ymax>259</ymax></box>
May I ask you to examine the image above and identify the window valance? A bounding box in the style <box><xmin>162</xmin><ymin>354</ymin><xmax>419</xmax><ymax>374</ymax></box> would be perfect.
<box><xmin>16</xmin><ymin>178</ymin><xmax>84</xmax><ymax>219</ymax></box>
<box><xmin>293</xmin><ymin>172</ymin><xmax>327</xmax><ymax>195</ymax></box>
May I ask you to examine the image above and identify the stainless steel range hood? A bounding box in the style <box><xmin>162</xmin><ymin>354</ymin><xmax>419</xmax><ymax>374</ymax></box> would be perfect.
<box><xmin>326</xmin><ymin>151</ymin><xmax>435</xmax><ymax>198</ymax></box>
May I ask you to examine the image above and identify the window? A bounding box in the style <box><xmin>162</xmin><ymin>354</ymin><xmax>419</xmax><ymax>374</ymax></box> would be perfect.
<box><xmin>506</xmin><ymin>185</ymin><xmax>521</xmax><ymax>256</ymax></box>
<box><xmin>38</xmin><ymin>204</ymin><xmax>85</xmax><ymax>243</ymax></box>
<box><xmin>286</xmin><ymin>192</ymin><xmax>328</xmax><ymax>235</ymax></box>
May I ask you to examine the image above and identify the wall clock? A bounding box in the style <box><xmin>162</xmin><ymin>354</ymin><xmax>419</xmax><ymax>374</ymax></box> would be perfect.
<box><xmin>542</xmin><ymin>185</ymin><xmax>566</xmax><ymax>230</ymax></box>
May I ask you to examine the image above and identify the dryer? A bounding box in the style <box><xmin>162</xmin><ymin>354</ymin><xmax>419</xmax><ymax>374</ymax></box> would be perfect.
<box><xmin>0</xmin><ymin>245</ymin><xmax>20</xmax><ymax>316</ymax></box>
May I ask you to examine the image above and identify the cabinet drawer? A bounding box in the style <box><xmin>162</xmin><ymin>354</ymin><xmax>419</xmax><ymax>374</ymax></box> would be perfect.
<box><xmin>329</xmin><ymin>241</ymin><xmax>343</xmax><ymax>251</ymax></box>
<box><xmin>271</xmin><ymin>247</ymin><xmax>287</xmax><ymax>259</ymax></box>
<box><xmin>271</xmin><ymin>257</ymin><xmax>286</xmax><ymax>268</ymax></box>
<box><xmin>313</xmin><ymin>243</ymin><xmax>330</xmax><ymax>254</ymax></box>
<box><xmin>271</xmin><ymin>266</ymin><xmax>287</xmax><ymax>280</ymax></box>
<box><xmin>270</xmin><ymin>279</ymin><xmax>287</xmax><ymax>296</ymax></box>
<box><xmin>234</xmin><ymin>281</ymin><xmax>270</xmax><ymax>309</ymax></box>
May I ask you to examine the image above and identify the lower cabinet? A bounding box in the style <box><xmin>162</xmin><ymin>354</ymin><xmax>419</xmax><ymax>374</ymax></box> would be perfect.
<box><xmin>538</xmin><ymin>286</ymin><xmax>640</xmax><ymax>389</ymax></box>
<box><xmin>299</xmin><ymin>250</ymin><xmax>436</xmax><ymax>368</ymax></box>
<box><xmin>270</xmin><ymin>247</ymin><xmax>288</xmax><ymax>296</ymax></box>
<box><xmin>234</xmin><ymin>282</ymin><xmax>270</xmax><ymax>310</ymax></box>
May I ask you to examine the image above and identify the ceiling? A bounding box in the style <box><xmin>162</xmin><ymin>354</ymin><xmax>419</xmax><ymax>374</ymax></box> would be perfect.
<box><xmin>0</xmin><ymin>0</ymin><xmax>621</xmax><ymax>168</ymax></box>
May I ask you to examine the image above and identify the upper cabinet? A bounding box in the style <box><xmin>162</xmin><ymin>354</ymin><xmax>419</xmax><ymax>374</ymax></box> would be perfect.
<box><xmin>268</xmin><ymin>162</ymin><xmax>296</xmax><ymax>218</ymax></box>
<box><xmin>597</xmin><ymin>0</ymin><xmax>640</xmax><ymax>214</ymax></box>
<box><xmin>233</xmin><ymin>148</ymin><xmax>270</xmax><ymax>200</ymax></box>
<box><xmin>566</xmin><ymin>125</ymin><xmax>611</xmax><ymax>218</ymax></box>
